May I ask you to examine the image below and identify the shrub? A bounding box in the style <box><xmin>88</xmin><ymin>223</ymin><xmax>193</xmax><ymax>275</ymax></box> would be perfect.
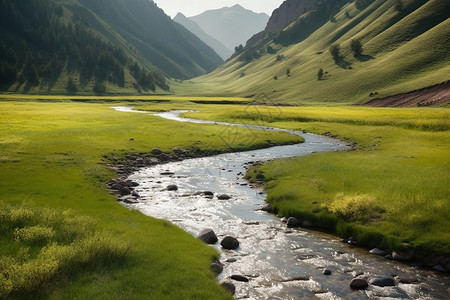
<box><xmin>350</xmin><ymin>39</ymin><xmax>363</xmax><ymax>57</ymax></box>
<box><xmin>0</xmin><ymin>203</ymin><xmax>130</xmax><ymax>298</ymax></box>
<box><xmin>14</xmin><ymin>226</ymin><xmax>55</xmax><ymax>245</ymax></box>
<box><xmin>325</xmin><ymin>193</ymin><xmax>379</xmax><ymax>222</ymax></box>
<box><xmin>318</xmin><ymin>68</ymin><xmax>324</xmax><ymax>80</ymax></box>
<box><xmin>330</xmin><ymin>44</ymin><xmax>342</xmax><ymax>62</ymax></box>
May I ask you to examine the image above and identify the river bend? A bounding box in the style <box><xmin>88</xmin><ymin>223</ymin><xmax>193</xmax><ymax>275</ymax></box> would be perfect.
<box><xmin>114</xmin><ymin>108</ymin><xmax>449</xmax><ymax>299</ymax></box>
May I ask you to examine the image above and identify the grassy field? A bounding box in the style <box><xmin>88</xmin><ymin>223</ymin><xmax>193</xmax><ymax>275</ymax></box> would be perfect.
<box><xmin>0</xmin><ymin>97</ymin><xmax>303</xmax><ymax>299</ymax></box>
<box><xmin>182</xmin><ymin>106</ymin><xmax>450</xmax><ymax>257</ymax></box>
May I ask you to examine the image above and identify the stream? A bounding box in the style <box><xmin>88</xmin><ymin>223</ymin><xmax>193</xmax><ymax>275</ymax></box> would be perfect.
<box><xmin>114</xmin><ymin>107</ymin><xmax>449</xmax><ymax>299</ymax></box>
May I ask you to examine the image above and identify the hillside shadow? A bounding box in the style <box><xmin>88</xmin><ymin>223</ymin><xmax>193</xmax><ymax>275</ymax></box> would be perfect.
<box><xmin>356</xmin><ymin>54</ymin><xmax>375</xmax><ymax>62</ymax></box>
<box><xmin>335</xmin><ymin>58</ymin><xmax>352</xmax><ymax>69</ymax></box>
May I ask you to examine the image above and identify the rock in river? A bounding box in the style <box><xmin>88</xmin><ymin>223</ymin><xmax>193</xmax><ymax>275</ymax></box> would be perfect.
<box><xmin>230</xmin><ymin>274</ymin><xmax>249</xmax><ymax>282</ymax></box>
<box><xmin>220</xmin><ymin>280</ymin><xmax>236</xmax><ymax>295</ymax></box>
<box><xmin>287</xmin><ymin>217</ymin><xmax>301</xmax><ymax>228</ymax></box>
<box><xmin>350</xmin><ymin>278</ymin><xmax>368</xmax><ymax>290</ymax></box>
<box><xmin>217</xmin><ymin>194</ymin><xmax>231</xmax><ymax>200</ymax></box>
<box><xmin>167</xmin><ymin>184</ymin><xmax>178</xmax><ymax>191</ymax></box>
<box><xmin>197</xmin><ymin>228</ymin><xmax>218</xmax><ymax>244</ymax></box>
<box><xmin>221</xmin><ymin>236</ymin><xmax>240</xmax><ymax>250</ymax></box>
<box><xmin>369</xmin><ymin>277</ymin><xmax>396</xmax><ymax>287</ymax></box>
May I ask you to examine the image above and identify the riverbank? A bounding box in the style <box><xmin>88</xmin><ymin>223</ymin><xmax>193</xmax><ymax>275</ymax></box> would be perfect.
<box><xmin>180</xmin><ymin>106</ymin><xmax>450</xmax><ymax>270</ymax></box>
<box><xmin>0</xmin><ymin>99</ymin><xmax>303</xmax><ymax>299</ymax></box>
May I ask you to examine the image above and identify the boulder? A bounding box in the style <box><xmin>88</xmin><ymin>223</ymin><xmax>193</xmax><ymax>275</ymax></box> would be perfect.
<box><xmin>350</xmin><ymin>278</ymin><xmax>368</xmax><ymax>290</ymax></box>
<box><xmin>151</xmin><ymin>148</ymin><xmax>162</xmax><ymax>155</ymax></box>
<box><xmin>370</xmin><ymin>248</ymin><xmax>389</xmax><ymax>256</ymax></box>
<box><xmin>397</xmin><ymin>276</ymin><xmax>419</xmax><ymax>284</ymax></box>
<box><xmin>197</xmin><ymin>228</ymin><xmax>218</xmax><ymax>244</ymax></box>
<box><xmin>261</xmin><ymin>203</ymin><xmax>273</xmax><ymax>212</ymax></box>
<box><xmin>287</xmin><ymin>217</ymin><xmax>301</xmax><ymax>228</ymax></box>
<box><xmin>221</xmin><ymin>236</ymin><xmax>240</xmax><ymax>250</ymax></box>
<box><xmin>217</xmin><ymin>194</ymin><xmax>231</xmax><ymax>200</ymax></box>
<box><xmin>210</xmin><ymin>262</ymin><xmax>223</xmax><ymax>275</ymax></box>
<box><xmin>323</xmin><ymin>269</ymin><xmax>332</xmax><ymax>276</ymax></box>
<box><xmin>167</xmin><ymin>184</ymin><xmax>178</xmax><ymax>191</ymax></box>
<box><xmin>369</xmin><ymin>277</ymin><xmax>396</xmax><ymax>287</ymax></box>
<box><xmin>392</xmin><ymin>249</ymin><xmax>414</xmax><ymax>261</ymax></box>
<box><xmin>220</xmin><ymin>280</ymin><xmax>236</xmax><ymax>295</ymax></box>
<box><xmin>230</xmin><ymin>274</ymin><xmax>249</xmax><ymax>282</ymax></box>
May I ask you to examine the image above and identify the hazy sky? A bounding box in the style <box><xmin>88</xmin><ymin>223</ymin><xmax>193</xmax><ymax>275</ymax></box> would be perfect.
<box><xmin>153</xmin><ymin>0</ymin><xmax>285</xmax><ymax>18</ymax></box>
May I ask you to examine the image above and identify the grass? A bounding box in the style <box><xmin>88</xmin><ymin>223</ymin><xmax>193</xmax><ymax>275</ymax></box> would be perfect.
<box><xmin>181</xmin><ymin>105</ymin><xmax>450</xmax><ymax>257</ymax></box>
<box><xmin>0</xmin><ymin>96</ymin><xmax>303</xmax><ymax>299</ymax></box>
<box><xmin>174</xmin><ymin>0</ymin><xmax>450</xmax><ymax>104</ymax></box>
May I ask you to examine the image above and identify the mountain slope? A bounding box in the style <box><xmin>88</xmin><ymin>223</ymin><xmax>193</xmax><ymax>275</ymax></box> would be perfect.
<box><xmin>0</xmin><ymin>0</ymin><xmax>223</xmax><ymax>94</ymax></box>
<box><xmin>186</xmin><ymin>0</ymin><xmax>450</xmax><ymax>105</ymax></box>
<box><xmin>174</xmin><ymin>13</ymin><xmax>233</xmax><ymax>60</ymax></box>
<box><xmin>189</xmin><ymin>4</ymin><xmax>269</xmax><ymax>53</ymax></box>
<box><xmin>77</xmin><ymin>0</ymin><xmax>223</xmax><ymax>79</ymax></box>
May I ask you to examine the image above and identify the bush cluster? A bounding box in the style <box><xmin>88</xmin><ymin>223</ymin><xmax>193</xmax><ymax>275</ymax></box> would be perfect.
<box><xmin>0</xmin><ymin>203</ymin><xmax>129</xmax><ymax>299</ymax></box>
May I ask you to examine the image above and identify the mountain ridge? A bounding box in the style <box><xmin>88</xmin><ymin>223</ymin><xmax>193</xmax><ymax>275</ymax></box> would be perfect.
<box><xmin>189</xmin><ymin>5</ymin><xmax>270</xmax><ymax>53</ymax></box>
<box><xmin>173</xmin><ymin>13</ymin><xmax>232</xmax><ymax>60</ymax></box>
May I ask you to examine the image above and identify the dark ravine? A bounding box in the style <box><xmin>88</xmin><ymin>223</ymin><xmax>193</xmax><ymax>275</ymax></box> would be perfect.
<box><xmin>108</xmin><ymin>108</ymin><xmax>450</xmax><ymax>299</ymax></box>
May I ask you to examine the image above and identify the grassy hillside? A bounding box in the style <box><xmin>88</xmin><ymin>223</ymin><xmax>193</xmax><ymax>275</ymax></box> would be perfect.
<box><xmin>179</xmin><ymin>0</ymin><xmax>450</xmax><ymax>104</ymax></box>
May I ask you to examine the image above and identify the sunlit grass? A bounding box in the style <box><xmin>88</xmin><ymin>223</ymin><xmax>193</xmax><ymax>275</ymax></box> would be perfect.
<box><xmin>185</xmin><ymin>105</ymin><xmax>450</xmax><ymax>256</ymax></box>
<box><xmin>1</xmin><ymin>97</ymin><xmax>306</xmax><ymax>299</ymax></box>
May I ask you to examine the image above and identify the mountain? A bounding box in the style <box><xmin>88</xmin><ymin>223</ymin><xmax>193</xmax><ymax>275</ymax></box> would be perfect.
<box><xmin>76</xmin><ymin>0</ymin><xmax>223</xmax><ymax>79</ymax></box>
<box><xmin>0</xmin><ymin>0</ymin><xmax>223</xmax><ymax>94</ymax></box>
<box><xmin>174</xmin><ymin>13</ymin><xmax>233</xmax><ymax>60</ymax></box>
<box><xmin>190</xmin><ymin>0</ymin><xmax>450</xmax><ymax>105</ymax></box>
<box><xmin>189</xmin><ymin>4</ymin><xmax>270</xmax><ymax>54</ymax></box>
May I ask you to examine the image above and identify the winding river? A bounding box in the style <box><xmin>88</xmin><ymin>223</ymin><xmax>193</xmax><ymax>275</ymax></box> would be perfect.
<box><xmin>114</xmin><ymin>107</ymin><xmax>449</xmax><ymax>299</ymax></box>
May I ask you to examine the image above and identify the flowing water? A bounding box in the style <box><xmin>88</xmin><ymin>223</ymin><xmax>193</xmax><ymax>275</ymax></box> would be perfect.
<box><xmin>114</xmin><ymin>107</ymin><xmax>450</xmax><ymax>299</ymax></box>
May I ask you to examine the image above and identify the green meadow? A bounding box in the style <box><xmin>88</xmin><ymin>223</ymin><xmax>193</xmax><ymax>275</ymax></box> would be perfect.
<box><xmin>1</xmin><ymin>95</ymin><xmax>449</xmax><ymax>299</ymax></box>
<box><xmin>0</xmin><ymin>96</ymin><xmax>303</xmax><ymax>299</ymax></box>
<box><xmin>183</xmin><ymin>105</ymin><xmax>450</xmax><ymax>257</ymax></box>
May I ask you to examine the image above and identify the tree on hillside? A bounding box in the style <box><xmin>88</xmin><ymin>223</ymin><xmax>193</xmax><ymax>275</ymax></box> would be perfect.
<box><xmin>330</xmin><ymin>44</ymin><xmax>342</xmax><ymax>63</ymax></box>
<box><xmin>318</xmin><ymin>68</ymin><xmax>324</xmax><ymax>80</ymax></box>
<box><xmin>350</xmin><ymin>39</ymin><xmax>363</xmax><ymax>57</ymax></box>
<box><xmin>234</xmin><ymin>44</ymin><xmax>244</xmax><ymax>54</ymax></box>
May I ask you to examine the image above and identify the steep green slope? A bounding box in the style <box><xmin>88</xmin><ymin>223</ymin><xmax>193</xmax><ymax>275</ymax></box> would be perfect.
<box><xmin>77</xmin><ymin>0</ymin><xmax>223</xmax><ymax>79</ymax></box>
<box><xmin>185</xmin><ymin>0</ymin><xmax>450</xmax><ymax>105</ymax></box>
<box><xmin>0</xmin><ymin>0</ymin><xmax>223</xmax><ymax>95</ymax></box>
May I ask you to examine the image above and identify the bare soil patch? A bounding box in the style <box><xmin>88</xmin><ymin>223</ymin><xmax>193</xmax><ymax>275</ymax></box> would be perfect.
<box><xmin>365</xmin><ymin>81</ymin><xmax>450</xmax><ymax>107</ymax></box>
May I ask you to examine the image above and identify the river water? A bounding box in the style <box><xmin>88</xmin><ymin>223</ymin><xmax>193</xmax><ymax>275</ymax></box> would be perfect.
<box><xmin>114</xmin><ymin>108</ymin><xmax>449</xmax><ymax>299</ymax></box>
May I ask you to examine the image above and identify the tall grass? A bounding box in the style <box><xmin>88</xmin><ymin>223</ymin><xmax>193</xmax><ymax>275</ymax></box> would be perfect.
<box><xmin>0</xmin><ymin>203</ymin><xmax>129</xmax><ymax>299</ymax></box>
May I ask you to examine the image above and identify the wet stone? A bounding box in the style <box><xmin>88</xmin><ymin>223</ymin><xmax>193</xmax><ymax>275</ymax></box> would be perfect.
<box><xmin>323</xmin><ymin>269</ymin><xmax>332</xmax><ymax>276</ymax></box>
<box><xmin>221</xmin><ymin>236</ymin><xmax>240</xmax><ymax>250</ymax></box>
<box><xmin>230</xmin><ymin>275</ymin><xmax>249</xmax><ymax>282</ymax></box>
<box><xmin>220</xmin><ymin>280</ymin><xmax>236</xmax><ymax>295</ymax></box>
<box><xmin>167</xmin><ymin>184</ymin><xmax>178</xmax><ymax>191</ymax></box>
<box><xmin>369</xmin><ymin>277</ymin><xmax>396</xmax><ymax>287</ymax></box>
<box><xmin>197</xmin><ymin>228</ymin><xmax>218</xmax><ymax>244</ymax></box>
<box><xmin>287</xmin><ymin>217</ymin><xmax>301</xmax><ymax>228</ymax></box>
<box><xmin>350</xmin><ymin>278</ymin><xmax>368</xmax><ymax>290</ymax></box>
<box><xmin>370</xmin><ymin>248</ymin><xmax>389</xmax><ymax>256</ymax></box>
<box><xmin>217</xmin><ymin>194</ymin><xmax>231</xmax><ymax>200</ymax></box>
<box><xmin>210</xmin><ymin>262</ymin><xmax>223</xmax><ymax>275</ymax></box>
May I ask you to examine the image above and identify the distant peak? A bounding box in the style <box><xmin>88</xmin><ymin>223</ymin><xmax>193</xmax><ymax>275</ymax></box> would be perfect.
<box><xmin>174</xmin><ymin>12</ymin><xmax>186</xmax><ymax>19</ymax></box>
